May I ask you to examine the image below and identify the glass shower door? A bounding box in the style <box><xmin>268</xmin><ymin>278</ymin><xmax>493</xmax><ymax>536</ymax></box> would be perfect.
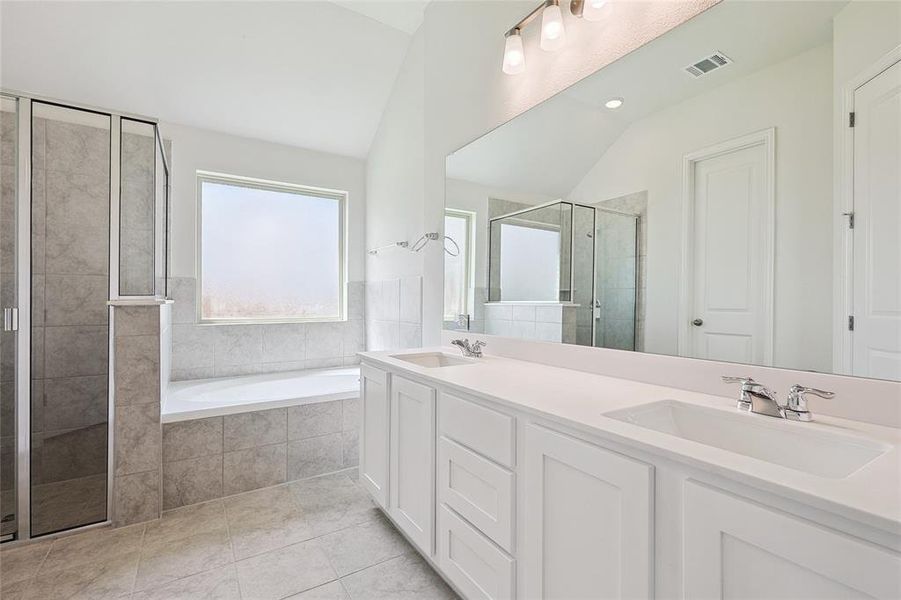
<box><xmin>30</xmin><ymin>102</ymin><xmax>111</xmax><ymax>536</ymax></box>
<box><xmin>594</xmin><ymin>210</ymin><xmax>639</xmax><ymax>351</ymax></box>
<box><xmin>1</xmin><ymin>95</ymin><xmax>20</xmax><ymax>539</ymax></box>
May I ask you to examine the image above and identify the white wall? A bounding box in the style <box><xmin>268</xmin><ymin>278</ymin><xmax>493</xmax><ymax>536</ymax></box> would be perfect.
<box><xmin>365</xmin><ymin>0</ymin><xmax>718</xmax><ymax>346</ymax></box>
<box><xmin>164</xmin><ymin>122</ymin><xmax>366</xmax><ymax>282</ymax></box>
<box><xmin>567</xmin><ymin>44</ymin><xmax>833</xmax><ymax>372</ymax></box>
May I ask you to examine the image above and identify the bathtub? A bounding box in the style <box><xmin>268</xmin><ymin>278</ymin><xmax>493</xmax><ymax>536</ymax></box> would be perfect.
<box><xmin>162</xmin><ymin>367</ymin><xmax>361</xmax><ymax>423</ymax></box>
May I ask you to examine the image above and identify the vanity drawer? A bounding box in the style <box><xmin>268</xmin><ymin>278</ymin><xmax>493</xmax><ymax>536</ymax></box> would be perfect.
<box><xmin>439</xmin><ymin>391</ymin><xmax>515</xmax><ymax>467</ymax></box>
<box><xmin>438</xmin><ymin>437</ymin><xmax>514</xmax><ymax>552</ymax></box>
<box><xmin>438</xmin><ymin>504</ymin><xmax>515</xmax><ymax>600</ymax></box>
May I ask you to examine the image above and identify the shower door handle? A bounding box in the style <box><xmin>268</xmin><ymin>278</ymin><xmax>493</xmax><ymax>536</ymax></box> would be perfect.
<box><xmin>3</xmin><ymin>308</ymin><xmax>17</xmax><ymax>332</ymax></box>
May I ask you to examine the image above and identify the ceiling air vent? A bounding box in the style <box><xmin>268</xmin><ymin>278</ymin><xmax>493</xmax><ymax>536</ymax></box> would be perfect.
<box><xmin>684</xmin><ymin>52</ymin><xmax>732</xmax><ymax>78</ymax></box>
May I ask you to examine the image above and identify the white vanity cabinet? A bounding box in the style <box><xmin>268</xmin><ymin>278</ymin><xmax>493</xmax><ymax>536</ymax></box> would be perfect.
<box><xmin>358</xmin><ymin>359</ymin><xmax>900</xmax><ymax>600</ymax></box>
<box><xmin>389</xmin><ymin>375</ymin><xmax>437</xmax><ymax>555</ymax></box>
<box><xmin>522</xmin><ymin>423</ymin><xmax>654</xmax><ymax>599</ymax></box>
<box><xmin>359</xmin><ymin>364</ymin><xmax>390</xmax><ymax>508</ymax></box>
<box><xmin>683</xmin><ymin>481</ymin><xmax>901</xmax><ymax>599</ymax></box>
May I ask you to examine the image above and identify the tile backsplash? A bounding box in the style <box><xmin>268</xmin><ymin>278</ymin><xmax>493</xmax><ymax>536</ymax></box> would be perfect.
<box><xmin>168</xmin><ymin>277</ymin><xmax>365</xmax><ymax>381</ymax></box>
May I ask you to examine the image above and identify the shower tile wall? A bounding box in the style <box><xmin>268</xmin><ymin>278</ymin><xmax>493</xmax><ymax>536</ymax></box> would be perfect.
<box><xmin>484</xmin><ymin>302</ymin><xmax>577</xmax><ymax>343</ymax></box>
<box><xmin>169</xmin><ymin>277</ymin><xmax>365</xmax><ymax>381</ymax></box>
<box><xmin>112</xmin><ymin>304</ymin><xmax>165</xmax><ymax>526</ymax></box>
<box><xmin>30</xmin><ymin>114</ymin><xmax>111</xmax><ymax>536</ymax></box>
<box><xmin>119</xmin><ymin>128</ymin><xmax>155</xmax><ymax>295</ymax></box>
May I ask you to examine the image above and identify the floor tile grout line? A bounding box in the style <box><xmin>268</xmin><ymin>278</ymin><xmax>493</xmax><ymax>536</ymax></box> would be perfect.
<box><xmin>128</xmin><ymin>523</ymin><xmax>147</xmax><ymax>595</ymax></box>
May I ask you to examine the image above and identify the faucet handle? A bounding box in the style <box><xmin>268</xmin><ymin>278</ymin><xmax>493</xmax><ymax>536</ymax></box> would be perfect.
<box><xmin>722</xmin><ymin>375</ymin><xmax>755</xmax><ymax>387</ymax></box>
<box><xmin>785</xmin><ymin>384</ymin><xmax>833</xmax><ymax>422</ymax></box>
<box><xmin>471</xmin><ymin>340</ymin><xmax>486</xmax><ymax>350</ymax></box>
<box><xmin>789</xmin><ymin>384</ymin><xmax>835</xmax><ymax>400</ymax></box>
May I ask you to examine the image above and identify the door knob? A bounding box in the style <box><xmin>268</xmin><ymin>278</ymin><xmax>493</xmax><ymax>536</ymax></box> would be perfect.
<box><xmin>692</xmin><ymin>318</ymin><xmax>703</xmax><ymax>327</ymax></box>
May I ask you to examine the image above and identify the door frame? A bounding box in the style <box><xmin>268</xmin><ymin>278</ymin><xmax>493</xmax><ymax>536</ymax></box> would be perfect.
<box><xmin>833</xmin><ymin>46</ymin><xmax>901</xmax><ymax>376</ymax></box>
<box><xmin>678</xmin><ymin>128</ymin><xmax>775</xmax><ymax>365</ymax></box>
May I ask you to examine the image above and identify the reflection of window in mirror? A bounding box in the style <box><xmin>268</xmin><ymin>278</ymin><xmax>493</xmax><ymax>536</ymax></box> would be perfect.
<box><xmin>499</xmin><ymin>223</ymin><xmax>560</xmax><ymax>301</ymax></box>
<box><xmin>444</xmin><ymin>209</ymin><xmax>474</xmax><ymax>321</ymax></box>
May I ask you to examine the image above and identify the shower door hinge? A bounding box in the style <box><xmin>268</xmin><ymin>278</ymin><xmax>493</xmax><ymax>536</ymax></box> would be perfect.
<box><xmin>849</xmin><ymin>112</ymin><xmax>855</xmax><ymax>127</ymax></box>
<box><xmin>842</xmin><ymin>211</ymin><xmax>854</xmax><ymax>229</ymax></box>
<box><xmin>2</xmin><ymin>308</ymin><xmax>17</xmax><ymax>332</ymax></box>
<box><xmin>848</xmin><ymin>315</ymin><xmax>855</xmax><ymax>331</ymax></box>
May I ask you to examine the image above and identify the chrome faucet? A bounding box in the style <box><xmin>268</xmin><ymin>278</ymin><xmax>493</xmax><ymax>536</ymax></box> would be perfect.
<box><xmin>722</xmin><ymin>377</ymin><xmax>834</xmax><ymax>422</ymax></box>
<box><xmin>785</xmin><ymin>384</ymin><xmax>834</xmax><ymax>422</ymax></box>
<box><xmin>451</xmin><ymin>338</ymin><xmax>486</xmax><ymax>358</ymax></box>
<box><xmin>722</xmin><ymin>376</ymin><xmax>784</xmax><ymax>418</ymax></box>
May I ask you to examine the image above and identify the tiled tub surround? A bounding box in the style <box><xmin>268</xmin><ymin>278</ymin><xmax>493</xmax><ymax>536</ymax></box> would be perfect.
<box><xmin>162</xmin><ymin>397</ymin><xmax>361</xmax><ymax>510</ymax></box>
<box><xmin>484</xmin><ymin>302</ymin><xmax>578</xmax><ymax>343</ymax></box>
<box><xmin>112</xmin><ymin>303</ymin><xmax>170</xmax><ymax>527</ymax></box>
<box><xmin>168</xmin><ymin>277</ymin><xmax>365</xmax><ymax>381</ymax></box>
<box><xmin>0</xmin><ymin>471</ymin><xmax>458</xmax><ymax>600</ymax></box>
<box><xmin>364</xmin><ymin>276</ymin><xmax>423</xmax><ymax>351</ymax></box>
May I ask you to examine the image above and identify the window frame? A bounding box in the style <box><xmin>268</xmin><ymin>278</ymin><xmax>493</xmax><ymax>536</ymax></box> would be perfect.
<box><xmin>443</xmin><ymin>208</ymin><xmax>476</xmax><ymax>321</ymax></box>
<box><xmin>195</xmin><ymin>170</ymin><xmax>348</xmax><ymax>325</ymax></box>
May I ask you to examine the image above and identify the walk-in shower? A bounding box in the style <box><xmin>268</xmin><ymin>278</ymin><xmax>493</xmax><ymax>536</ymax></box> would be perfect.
<box><xmin>0</xmin><ymin>92</ymin><xmax>169</xmax><ymax>542</ymax></box>
<box><xmin>487</xmin><ymin>199</ymin><xmax>639</xmax><ymax>351</ymax></box>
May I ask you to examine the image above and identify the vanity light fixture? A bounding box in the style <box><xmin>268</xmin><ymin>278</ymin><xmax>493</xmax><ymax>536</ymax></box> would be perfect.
<box><xmin>605</xmin><ymin>97</ymin><xmax>623</xmax><ymax>109</ymax></box>
<box><xmin>540</xmin><ymin>0</ymin><xmax>566</xmax><ymax>51</ymax></box>
<box><xmin>502</xmin><ymin>0</ymin><xmax>607</xmax><ymax>74</ymax></box>
<box><xmin>581</xmin><ymin>0</ymin><xmax>607</xmax><ymax>22</ymax></box>
<box><xmin>503</xmin><ymin>28</ymin><xmax>526</xmax><ymax>75</ymax></box>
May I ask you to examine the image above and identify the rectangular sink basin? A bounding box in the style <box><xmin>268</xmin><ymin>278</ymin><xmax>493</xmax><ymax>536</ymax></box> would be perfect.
<box><xmin>605</xmin><ymin>400</ymin><xmax>890</xmax><ymax>479</ymax></box>
<box><xmin>391</xmin><ymin>352</ymin><xmax>475</xmax><ymax>368</ymax></box>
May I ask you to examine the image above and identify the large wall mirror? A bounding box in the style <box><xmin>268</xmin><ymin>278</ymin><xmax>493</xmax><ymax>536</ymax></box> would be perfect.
<box><xmin>444</xmin><ymin>0</ymin><xmax>901</xmax><ymax>382</ymax></box>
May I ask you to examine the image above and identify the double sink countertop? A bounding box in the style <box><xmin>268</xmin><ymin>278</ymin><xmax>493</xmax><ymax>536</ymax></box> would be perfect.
<box><xmin>360</xmin><ymin>347</ymin><xmax>901</xmax><ymax>535</ymax></box>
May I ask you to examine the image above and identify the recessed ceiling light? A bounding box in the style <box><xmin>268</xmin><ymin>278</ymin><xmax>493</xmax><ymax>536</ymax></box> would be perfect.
<box><xmin>605</xmin><ymin>97</ymin><xmax>624</xmax><ymax>109</ymax></box>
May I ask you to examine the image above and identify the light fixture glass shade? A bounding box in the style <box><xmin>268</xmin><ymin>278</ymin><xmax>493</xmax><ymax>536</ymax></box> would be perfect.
<box><xmin>540</xmin><ymin>2</ymin><xmax>566</xmax><ymax>51</ymax></box>
<box><xmin>583</xmin><ymin>0</ymin><xmax>607</xmax><ymax>22</ymax></box>
<box><xmin>503</xmin><ymin>30</ymin><xmax>526</xmax><ymax>74</ymax></box>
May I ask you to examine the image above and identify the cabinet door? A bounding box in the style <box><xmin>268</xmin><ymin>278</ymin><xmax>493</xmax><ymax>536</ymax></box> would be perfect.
<box><xmin>684</xmin><ymin>481</ymin><xmax>901</xmax><ymax>599</ymax></box>
<box><xmin>359</xmin><ymin>364</ymin><xmax>390</xmax><ymax>508</ymax></box>
<box><xmin>523</xmin><ymin>424</ymin><xmax>654</xmax><ymax>599</ymax></box>
<box><xmin>390</xmin><ymin>375</ymin><xmax>437</xmax><ymax>555</ymax></box>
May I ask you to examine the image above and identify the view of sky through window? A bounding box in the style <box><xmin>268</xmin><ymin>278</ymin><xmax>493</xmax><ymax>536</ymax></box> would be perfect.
<box><xmin>201</xmin><ymin>178</ymin><xmax>343</xmax><ymax>320</ymax></box>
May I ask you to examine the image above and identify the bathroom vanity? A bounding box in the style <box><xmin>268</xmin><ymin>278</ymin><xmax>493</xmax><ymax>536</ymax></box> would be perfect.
<box><xmin>358</xmin><ymin>349</ymin><xmax>901</xmax><ymax>600</ymax></box>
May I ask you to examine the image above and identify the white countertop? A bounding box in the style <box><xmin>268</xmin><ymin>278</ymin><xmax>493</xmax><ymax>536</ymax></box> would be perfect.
<box><xmin>360</xmin><ymin>347</ymin><xmax>901</xmax><ymax>534</ymax></box>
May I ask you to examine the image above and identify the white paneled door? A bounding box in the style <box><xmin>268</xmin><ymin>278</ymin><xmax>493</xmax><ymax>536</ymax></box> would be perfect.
<box><xmin>683</xmin><ymin>130</ymin><xmax>773</xmax><ymax>365</ymax></box>
<box><xmin>852</xmin><ymin>60</ymin><xmax>901</xmax><ymax>380</ymax></box>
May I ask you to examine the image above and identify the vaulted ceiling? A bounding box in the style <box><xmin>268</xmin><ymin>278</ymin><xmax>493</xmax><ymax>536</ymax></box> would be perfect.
<box><xmin>0</xmin><ymin>1</ymin><xmax>424</xmax><ymax>158</ymax></box>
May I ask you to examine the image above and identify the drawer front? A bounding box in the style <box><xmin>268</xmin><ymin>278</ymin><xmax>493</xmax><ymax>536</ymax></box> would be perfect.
<box><xmin>439</xmin><ymin>391</ymin><xmax>515</xmax><ymax>467</ymax></box>
<box><xmin>438</xmin><ymin>437</ymin><xmax>514</xmax><ymax>553</ymax></box>
<box><xmin>438</xmin><ymin>504</ymin><xmax>515</xmax><ymax>600</ymax></box>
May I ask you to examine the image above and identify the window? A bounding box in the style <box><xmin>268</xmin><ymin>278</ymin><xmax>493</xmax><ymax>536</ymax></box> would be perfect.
<box><xmin>444</xmin><ymin>209</ymin><xmax>474</xmax><ymax>321</ymax></box>
<box><xmin>498</xmin><ymin>222</ymin><xmax>560</xmax><ymax>301</ymax></box>
<box><xmin>198</xmin><ymin>172</ymin><xmax>346</xmax><ymax>323</ymax></box>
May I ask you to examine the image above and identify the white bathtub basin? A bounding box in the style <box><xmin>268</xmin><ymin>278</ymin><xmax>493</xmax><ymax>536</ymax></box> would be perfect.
<box><xmin>164</xmin><ymin>367</ymin><xmax>360</xmax><ymax>422</ymax></box>
<box><xmin>605</xmin><ymin>400</ymin><xmax>890</xmax><ymax>479</ymax></box>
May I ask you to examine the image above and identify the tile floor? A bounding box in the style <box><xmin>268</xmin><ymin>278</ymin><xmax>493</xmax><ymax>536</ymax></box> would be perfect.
<box><xmin>0</xmin><ymin>470</ymin><xmax>459</xmax><ymax>600</ymax></box>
